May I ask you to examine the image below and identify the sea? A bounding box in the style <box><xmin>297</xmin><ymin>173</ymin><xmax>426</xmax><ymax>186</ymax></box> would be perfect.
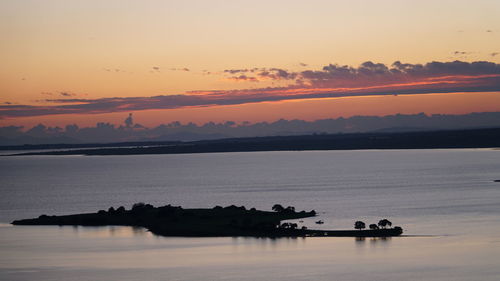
<box><xmin>1</xmin><ymin>149</ymin><xmax>499</xmax><ymax>281</ymax></box>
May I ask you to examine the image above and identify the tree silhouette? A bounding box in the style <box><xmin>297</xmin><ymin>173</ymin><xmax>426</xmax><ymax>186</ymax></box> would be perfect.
<box><xmin>354</xmin><ymin>221</ymin><xmax>366</xmax><ymax>230</ymax></box>
<box><xmin>369</xmin><ymin>224</ymin><xmax>379</xmax><ymax>230</ymax></box>
<box><xmin>272</xmin><ymin>204</ymin><xmax>285</xmax><ymax>212</ymax></box>
<box><xmin>279</xmin><ymin>222</ymin><xmax>298</xmax><ymax>229</ymax></box>
<box><xmin>378</xmin><ymin>219</ymin><xmax>392</xmax><ymax>229</ymax></box>
<box><xmin>132</xmin><ymin>202</ymin><xmax>146</xmax><ymax>211</ymax></box>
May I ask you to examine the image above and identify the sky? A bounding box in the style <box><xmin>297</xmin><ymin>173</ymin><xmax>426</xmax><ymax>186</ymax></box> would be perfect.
<box><xmin>1</xmin><ymin>0</ymin><xmax>500</xmax><ymax>128</ymax></box>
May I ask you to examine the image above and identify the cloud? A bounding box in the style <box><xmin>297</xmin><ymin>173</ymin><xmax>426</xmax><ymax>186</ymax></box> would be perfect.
<box><xmin>491</xmin><ymin>52</ymin><xmax>499</xmax><ymax>57</ymax></box>
<box><xmin>258</xmin><ymin>68</ymin><xmax>297</xmax><ymax>80</ymax></box>
<box><xmin>170</xmin><ymin>67</ymin><xmax>190</xmax><ymax>72</ymax></box>
<box><xmin>227</xmin><ymin>75</ymin><xmax>259</xmax><ymax>82</ymax></box>
<box><xmin>222</xmin><ymin>67</ymin><xmax>296</xmax><ymax>82</ymax></box>
<box><xmin>125</xmin><ymin>113</ymin><xmax>133</xmax><ymax>128</ymax></box>
<box><xmin>152</xmin><ymin>66</ymin><xmax>161</xmax><ymax>72</ymax></box>
<box><xmin>60</xmin><ymin>92</ymin><xmax>76</xmax><ymax>97</ymax></box>
<box><xmin>299</xmin><ymin>60</ymin><xmax>500</xmax><ymax>88</ymax></box>
<box><xmin>222</xmin><ymin>67</ymin><xmax>298</xmax><ymax>82</ymax></box>
<box><xmin>453</xmin><ymin>51</ymin><xmax>470</xmax><ymax>55</ymax></box>
<box><xmin>223</xmin><ymin>68</ymin><xmax>260</xmax><ymax>74</ymax></box>
<box><xmin>224</xmin><ymin>69</ymin><xmax>250</xmax><ymax>74</ymax></box>
<box><xmin>4</xmin><ymin>112</ymin><xmax>500</xmax><ymax>145</ymax></box>
<box><xmin>2</xmin><ymin>60</ymin><xmax>500</xmax><ymax>118</ymax></box>
<box><xmin>223</xmin><ymin>68</ymin><xmax>296</xmax><ymax>81</ymax></box>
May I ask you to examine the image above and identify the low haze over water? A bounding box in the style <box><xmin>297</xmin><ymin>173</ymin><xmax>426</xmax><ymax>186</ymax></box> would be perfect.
<box><xmin>1</xmin><ymin>149</ymin><xmax>500</xmax><ymax>281</ymax></box>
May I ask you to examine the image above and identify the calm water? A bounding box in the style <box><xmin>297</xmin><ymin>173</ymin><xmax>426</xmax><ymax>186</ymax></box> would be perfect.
<box><xmin>1</xmin><ymin>149</ymin><xmax>500</xmax><ymax>281</ymax></box>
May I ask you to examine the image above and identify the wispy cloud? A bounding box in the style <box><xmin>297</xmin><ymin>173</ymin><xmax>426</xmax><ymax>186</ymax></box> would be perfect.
<box><xmin>104</xmin><ymin>68</ymin><xmax>122</xmax><ymax>73</ymax></box>
<box><xmin>226</xmin><ymin>75</ymin><xmax>259</xmax><ymax>82</ymax></box>
<box><xmin>60</xmin><ymin>92</ymin><xmax>76</xmax><ymax>97</ymax></box>
<box><xmin>224</xmin><ymin>69</ymin><xmax>253</xmax><ymax>74</ymax></box>
<box><xmin>223</xmin><ymin>68</ymin><xmax>297</xmax><ymax>82</ymax></box>
<box><xmin>257</xmin><ymin>68</ymin><xmax>297</xmax><ymax>81</ymax></box>
<box><xmin>170</xmin><ymin>67</ymin><xmax>190</xmax><ymax>72</ymax></box>
<box><xmin>2</xmin><ymin>60</ymin><xmax>500</xmax><ymax>118</ymax></box>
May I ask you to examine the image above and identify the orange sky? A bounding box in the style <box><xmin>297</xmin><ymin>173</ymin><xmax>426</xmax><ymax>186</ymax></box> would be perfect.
<box><xmin>1</xmin><ymin>1</ymin><xmax>500</xmax><ymax>128</ymax></box>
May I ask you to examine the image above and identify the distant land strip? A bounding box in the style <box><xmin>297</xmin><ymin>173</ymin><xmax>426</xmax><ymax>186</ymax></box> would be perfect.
<box><xmin>6</xmin><ymin>127</ymin><xmax>500</xmax><ymax>156</ymax></box>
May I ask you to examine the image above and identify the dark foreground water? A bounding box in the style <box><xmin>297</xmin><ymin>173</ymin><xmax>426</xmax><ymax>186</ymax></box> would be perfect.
<box><xmin>1</xmin><ymin>149</ymin><xmax>500</xmax><ymax>281</ymax></box>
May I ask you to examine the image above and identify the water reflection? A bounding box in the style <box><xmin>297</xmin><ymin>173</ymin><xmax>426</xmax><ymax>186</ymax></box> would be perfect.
<box><xmin>2</xmin><ymin>225</ymin><xmax>500</xmax><ymax>281</ymax></box>
<box><xmin>355</xmin><ymin>236</ymin><xmax>392</xmax><ymax>253</ymax></box>
<box><xmin>369</xmin><ymin>236</ymin><xmax>391</xmax><ymax>243</ymax></box>
<box><xmin>355</xmin><ymin>236</ymin><xmax>366</xmax><ymax>243</ymax></box>
<box><xmin>355</xmin><ymin>236</ymin><xmax>391</xmax><ymax>243</ymax></box>
<box><xmin>231</xmin><ymin>236</ymin><xmax>307</xmax><ymax>251</ymax></box>
<box><xmin>69</xmin><ymin>225</ymin><xmax>150</xmax><ymax>238</ymax></box>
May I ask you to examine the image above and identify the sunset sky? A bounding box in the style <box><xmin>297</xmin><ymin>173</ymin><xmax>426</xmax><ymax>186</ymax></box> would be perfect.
<box><xmin>1</xmin><ymin>0</ymin><xmax>500</xmax><ymax>128</ymax></box>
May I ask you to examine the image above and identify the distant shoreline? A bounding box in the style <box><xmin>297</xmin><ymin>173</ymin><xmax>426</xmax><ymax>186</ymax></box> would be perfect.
<box><xmin>5</xmin><ymin>127</ymin><xmax>500</xmax><ymax>156</ymax></box>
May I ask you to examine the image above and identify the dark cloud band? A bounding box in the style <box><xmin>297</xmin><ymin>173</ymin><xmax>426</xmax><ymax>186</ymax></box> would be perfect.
<box><xmin>1</xmin><ymin>60</ymin><xmax>500</xmax><ymax>118</ymax></box>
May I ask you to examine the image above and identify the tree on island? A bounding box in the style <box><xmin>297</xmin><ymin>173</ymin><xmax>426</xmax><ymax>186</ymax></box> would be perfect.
<box><xmin>354</xmin><ymin>221</ymin><xmax>366</xmax><ymax>230</ymax></box>
<box><xmin>131</xmin><ymin>202</ymin><xmax>154</xmax><ymax>214</ymax></box>
<box><xmin>369</xmin><ymin>224</ymin><xmax>379</xmax><ymax>230</ymax></box>
<box><xmin>378</xmin><ymin>219</ymin><xmax>392</xmax><ymax>229</ymax></box>
<box><xmin>272</xmin><ymin>204</ymin><xmax>285</xmax><ymax>212</ymax></box>
<box><xmin>280</xmin><ymin>222</ymin><xmax>298</xmax><ymax>230</ymax></box>
<box><xmin>132</xmin><ymin>202</ymin><xmax>146</xmax><ymax>209</ymax></box>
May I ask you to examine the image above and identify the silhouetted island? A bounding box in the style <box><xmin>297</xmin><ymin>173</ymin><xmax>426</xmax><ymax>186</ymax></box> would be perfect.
<box><xmin>11</xmin><ymin>203</ymin><xmax>403</xmax><ymax>237</ymax></box>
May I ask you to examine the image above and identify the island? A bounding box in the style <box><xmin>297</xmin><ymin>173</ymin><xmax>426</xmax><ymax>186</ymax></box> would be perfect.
<box><xmin>11</xmin><ymin>203</ymin><xmax>403</xmax><ymax>237</ymax></box>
